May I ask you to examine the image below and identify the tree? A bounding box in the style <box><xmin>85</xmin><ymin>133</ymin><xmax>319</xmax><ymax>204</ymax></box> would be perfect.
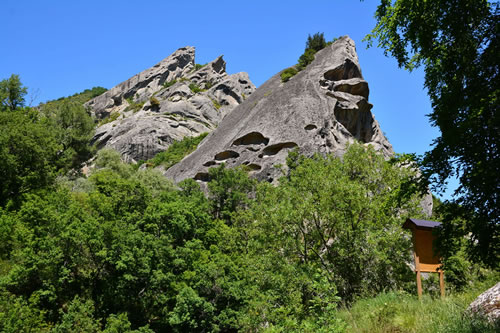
<box><xmin>41</xmin><ymin>100</ymin><xmax>96</xmax><ymax>171</ymax></box>
<box><xmin>366</xmin><ymin>0</ymin><xmax>499</xmax><ymax>267</ymax></box>
<box><xmin>240</xmin><ymin>144</ymin><xmax>424</xmax><ymax>305</ymax></box>
<box><xmin>306</xmin><ymin>32</ymin><xmax>327</xmax><ymax>52</ymax></box>
<box><xmin>0</xmin><ymin>74</ymin><xmax>27</xmax><ymax>111</ymax></box>
<box><xmin>0</xmin><ymin>109</ymin><xmax>61</xmax><ymax>207</ymax></box>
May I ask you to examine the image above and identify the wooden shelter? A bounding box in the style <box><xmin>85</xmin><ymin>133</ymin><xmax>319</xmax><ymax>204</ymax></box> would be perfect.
<box><xmin>403</xmin><ymin>218</ymin><xmax>444</xmax><ymax>299</ymax></box>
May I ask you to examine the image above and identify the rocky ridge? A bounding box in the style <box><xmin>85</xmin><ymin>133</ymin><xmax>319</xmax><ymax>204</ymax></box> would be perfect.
<box><xmin>85</xmin><ymin>47</ymin><xmax>255</xmax><ymax>162</ymax></box>
<box><xmin>165</xmin><ymin>37</ymin><xmax>392</xmax><ymax>181</ymax></box>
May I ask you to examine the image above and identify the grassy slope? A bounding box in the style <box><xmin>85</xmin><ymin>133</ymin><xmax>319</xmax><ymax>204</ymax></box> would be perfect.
<box><xmin>337</xmin><ymin>272</ymin><xmax>499</xmax><ymax>333</ymax></box>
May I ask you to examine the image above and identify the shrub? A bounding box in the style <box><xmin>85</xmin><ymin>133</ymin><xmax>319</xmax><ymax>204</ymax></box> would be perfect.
<box><xmin>149</xmin><ymin>96</ymin><xmax>160</xmax><ymax>108</ymax></box>
<box><xmin>148</xmin><ymin>132</ymin><xmax>209</xmax><ymax>169</ymax></box>
<box><xmin>281</xmin><ymin>67</ymin><xmax>298</xmax><ymax>82</ymax></box>
<box><xmin>297</xmin><ymin>48</ymin><xmax>317</xmax><ymax>70</ymax></box>
<box><xmin>189</xmin><ymin>83</ymin><xmax>205</xmax><ymax>94</ymax></box>
<box><xmin>124</xmin><ymin>98</ymin><xmax>145</xmax><ymax>113</ymax></box>
<box><xmin>163</xmin><ymin>79</ymin><xmax>177</xmax><ymax>89</ymax></box>
<box><xmin>98</xmin><ymin>111</ymin><xmax>120</xmax><ymax>126</ymax></box>
<box><xmin>194</xmin><ymin>63</ymin><xmax>206</xmax><ymax>71</ymax></box>
<box><xmin>211</xmin><ymin>98</ymin><xmax>221</xmax><ymax>110</ymax></box>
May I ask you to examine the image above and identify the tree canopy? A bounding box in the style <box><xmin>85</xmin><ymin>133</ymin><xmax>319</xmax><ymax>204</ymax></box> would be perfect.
<box><xmin>0</xmin><ymin>74</ymin><xmax>27</xmax><ymax>111</ymax></box>
<box><xmin>367</xmin><ymin>0</ymin><xmax>499</xmax><ymax>267</ymax></box>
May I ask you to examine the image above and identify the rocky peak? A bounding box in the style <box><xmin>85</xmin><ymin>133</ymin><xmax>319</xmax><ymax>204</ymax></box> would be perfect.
<box><xmin>164</xmin><ymin>36</ymin><xmax>394</xmax><ymax>183</ymax></box>
<box><xmin>85</xmin><ymin>47</ymin><xmax>255</xmax><ymax>163</ymax></box>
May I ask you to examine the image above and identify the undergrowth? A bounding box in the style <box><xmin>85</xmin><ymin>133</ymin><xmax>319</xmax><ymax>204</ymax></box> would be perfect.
<box><xmin>337</xmin><ymin>272</ymin><xmax>499</xmax><ymax>333</ymax></box>
<box><xmin>146</xmin><ymin>132</ymin><xmax>209</xmax><ymax>169</ymax></box>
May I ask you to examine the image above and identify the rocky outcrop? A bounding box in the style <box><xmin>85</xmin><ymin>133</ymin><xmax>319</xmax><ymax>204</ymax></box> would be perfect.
<box><xmin>467</xmin><ymin>282</ymin><xmax>500</xmax><ymax>323</ymax></box>
<box><xmin>85</xmin><ymin>47</ymin><xmax>255</xmax><ymax>163</ymax></box>
<box><xmin>165</xmin><ymin>36</ymin><xmax>394</xmax><ymax>184</ymax></box>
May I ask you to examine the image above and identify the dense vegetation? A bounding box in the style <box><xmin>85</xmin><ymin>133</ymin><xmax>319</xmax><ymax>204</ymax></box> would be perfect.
<box><xmin>145</xmin><ymin>132</ymin><xmax>209</xmax><ymax>169</ymax></box>
<box><xmin>368</xmin><ymin>0</ymin><xmax>499</xmax><ymax>267</ymax></box>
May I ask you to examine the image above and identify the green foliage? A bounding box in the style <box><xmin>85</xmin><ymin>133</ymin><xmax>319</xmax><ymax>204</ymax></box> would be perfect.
<box><xmin>0</xmin><ymin>109</ymin><xmax>61</xmax><ymax>207</ymax></box>
<box><xmin>41</xmin><ymin>86</ymin><xmax>107</xmax><ymax>109</ymax></box>
<box><xmin>367</xmin><ymin>0</ymin><xmax>500</xmax><ymax>267</ymax></box>
<box><xmin>337</xmin><ymin>274</ymin><xmax>500</xmax><ymax>333</ymax></box>
<box><xmin>194</xmin><ymin>63</ymin><xmax>206</xmax><ymax>71</ymax></box>
<box><xmin>148</xmin><ymin>132</ymin><xmax>209</xmax><ymax>169</ymax></box>
<box><xmin>98</xmin><ymin>111</ymin><xmax>120</xmax><ymax>127</ymax></box>
<box><xmin>210</xmin><ymin>98</ymin><xmax>221</xmax><ymax>110</ymax></box>
<box><xmin>241</xmin><ymin>144</ymin><xmax>424</xmax><ymax>303</ymax></box>
<box><xmin>40</xmin><ymin>100</ymin><xmax>96</xmax><ymax>171</ymax></box>
<box><xmin>281</xmin><ymin>32</ymin><xmax>332</xmax><ymax>82</ymax></box>
<box><xmin>162</xmin><ymin>79</ymin><xmax>177</xmax><ymax>89</ymax></box>
<box><xmin>280</xmin><ymin>67</ymin><xmax>298</xmax><ymax>82</ymax></box>
<box><xmin>125</xmin><ymin>98</ymin><xmax>145</xmax><ymax>113</ymax></box>
<box><xmin>0</xmin><ymin>291</ymin><xmax>50</xmax><ymax>332</ymax></box>
<box><xmin>297</xmin><ymin>48</ymin><xmax>317</xmax><ymax>71</ymax></box>
<box><xmin>306</xmin><ymin>32</ymin><xmax>327</xmax><ymax>52</ymax></box>
<box><xmin>0</xmin><ymin>74</ymin><xmax>28</xmax><ymax>111</ymax></box>
<box><xmin>188</xmin><ymin>83</ymin><xmax>205</xmax><ymax>94</ymax></box>
<box><xmin>207</xmin><ymin>164</ymin><xmax>256</xmax><ymax>223</ymax></box>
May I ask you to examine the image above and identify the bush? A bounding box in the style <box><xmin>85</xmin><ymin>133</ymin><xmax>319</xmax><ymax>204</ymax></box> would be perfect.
<box><xmin>162</xmin><ymin>79</ymin><xmax>177</xmax><ymax>89</ymax></box>
<box><xmin>124</xmin><ymin>98</ymin><xmax>145</xmax><ymax>113</ymax></box>
<box><xmin>189</xmin><ymin>83</ymin><xmax>205</xmax><ymax>94</ymax></box>
<box><xmin>148</xmin><ymin>132</ymin><xmax>209</xmax><ymax>169</ymax></box>
<box><xmin>97</xmin><ymin>111</ymin><xmax>120</xmax><ymax>127</ymax></box>
<box><xmin>149</xmin><ymin>96</ymin><xmax>160</xmax><ymax>108</ymax></box>
<box><xmin>297</xmin><ymin>48</ymin><xmax>317</xmax><ymax>70</ymax></box>
<box><xmin>281</xmin><ymin>67</ymin><xmax>298</xmax><ymax>82</ymax></box>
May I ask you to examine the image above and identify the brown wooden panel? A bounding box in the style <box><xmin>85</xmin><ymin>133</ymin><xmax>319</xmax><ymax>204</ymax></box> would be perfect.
<box><xmin>414</xmin><ymin>229</ymin><xmax>440</xmax><ymax>265</ymax></box>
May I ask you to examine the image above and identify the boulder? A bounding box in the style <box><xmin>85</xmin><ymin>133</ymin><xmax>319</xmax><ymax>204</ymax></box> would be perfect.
<box><xmin>467</xmin><ymin>282</ymin><xmax>500</xmax><ymax>323</ymax></box>
<box><xmin>86</xmin><ymin>47</ymin><xmax>255</xmax><ymax>163</ymax></box>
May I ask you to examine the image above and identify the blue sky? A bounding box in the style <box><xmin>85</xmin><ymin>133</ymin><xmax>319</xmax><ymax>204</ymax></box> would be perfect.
<box><xmin>1</xmin><ymin>0</ymin><xmax>457</xmax><ymax>199</ymax></box>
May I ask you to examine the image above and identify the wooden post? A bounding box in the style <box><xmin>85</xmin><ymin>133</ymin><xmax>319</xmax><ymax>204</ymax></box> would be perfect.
<box><xmin>439</xmin><ymin>270</ymin><xmax>445</xmax><ymax>298</ymax></box>
<box><xmin>416</xmin><ymin>270</ymin><xmax>422</xmax><ymax>300</ymax></box>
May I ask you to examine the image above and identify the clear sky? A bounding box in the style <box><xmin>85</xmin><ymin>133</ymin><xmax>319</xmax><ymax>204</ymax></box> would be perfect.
<box><xmin>0</xmin><ymin>0</ymin><xmax>457</xmax><ymax>199</ymax></box>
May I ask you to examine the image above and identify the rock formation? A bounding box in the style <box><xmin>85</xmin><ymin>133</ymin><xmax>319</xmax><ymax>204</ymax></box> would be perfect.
<box><xmin>85</xmin><ymin>47</ymin><xmax>255</xmax><ymax>162</ymax></box>
<box><xmin>165</xmin><ymin>37</ymin><xmax>394</xmax><ymax>183</ymax></box>
<box><xmin>467</xmin><ymin>282</ymin><xmax>500</xmax><ymax>323</ymax></box>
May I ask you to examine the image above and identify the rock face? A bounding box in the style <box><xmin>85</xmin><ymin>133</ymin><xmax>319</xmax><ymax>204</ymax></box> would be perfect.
<box><xmin>165</xmin><ymin>36</ymin><xmax>394</xmax><ymax>184</ymax></box>
<box><xmin>467</xmin><ymin>282</ymin><xmax>500</xmax><ymax>323</ymax></box>
<box><xmin>85</xmin><ymin>47</ymin><xmax>255</xmax><ymax>162</ymax></box>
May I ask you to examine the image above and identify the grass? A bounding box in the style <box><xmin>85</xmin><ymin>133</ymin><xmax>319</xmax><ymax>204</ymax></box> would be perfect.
<box><xmin>97</xmin><ymin>112</ymin><xmax>120</xmax><ymax>127</ymax></box>
<box><xmin>211</xmin><ymin>98</ymin><xmax>221</xmax><ymax>110</ymax></box>
<box><xmin>148</xmin><ymin>132</ymin><xmax>209</xmax><ymax>169</ymax></box>
<box><xmin>125</xmin><ymin>98</ymin><xmax>145</xmax><ymax>113</ymax></box>
<box><xmin>189</xmin><ymin>83</ymin><xmax>206</xmax><ymax>94</ymax></box>
<box><xmin>163</xmin><ymin>79</ymin><xmax>177</xmax><ymax>89</ymax></box>
<box><xmin>337</xmin><ymin>273</ymin><xmax>499</xmax><ymax>333</ymax></box>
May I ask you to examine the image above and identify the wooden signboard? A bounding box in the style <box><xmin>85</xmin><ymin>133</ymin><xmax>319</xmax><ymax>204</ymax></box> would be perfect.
<box><xmin>403</xmin><ymin>218</ymin><xmax>444</xmax><ymax>299</ymax></box>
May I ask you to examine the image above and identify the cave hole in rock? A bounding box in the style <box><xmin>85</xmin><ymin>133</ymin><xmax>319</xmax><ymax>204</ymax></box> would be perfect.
<box><xmin>246</xmin><ymin>163</ymin><xmax>262</xmax><ymax>171</ymax></box>
<box><xmin>304</xmin><ymin>124</ymin><xmax>317</xmax><ymax>131</ymax></box>
<box><xmin>262</xmin><ymin>142</ymin><xmax>298</xmax><ymax>156</ymax></box>
<box><xmin>324</xmin><ymin>59</ymin><xmax>362</xmax><ymax>81</ymax></box>
<box><xmin>232</xmin><ymin>132</ymin><xmax>269</xmax><ymax>146</ymax></box>
<box><xmin>333</xmin><ymin>80</ymin><xmax>369</xmax><ymax>99</ymax></box>
<box><xmin>214</xmin><ymin>150</ymin><xmax>240</xmax><ymax>161</ymax></box>
<box><xmin>194</xmin><ymin>172</ymin><xmax>211</xmax><ymax>182</ymax></box>
<box><xmin>203</xmin><ymin>160</ymin><xmax>217</xmax><ymax>167</ymax></box>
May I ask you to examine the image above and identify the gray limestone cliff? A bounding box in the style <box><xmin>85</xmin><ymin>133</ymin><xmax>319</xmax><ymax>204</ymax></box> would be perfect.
<box><xmin>165</xmin><ymin>37</ymin><xmax>392</xmax><ymax>180</ymax></box>
<box><xmin>85</xmin><ymin>47</ymin><xmax>255</xmax><ymax>162</ymax></box>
